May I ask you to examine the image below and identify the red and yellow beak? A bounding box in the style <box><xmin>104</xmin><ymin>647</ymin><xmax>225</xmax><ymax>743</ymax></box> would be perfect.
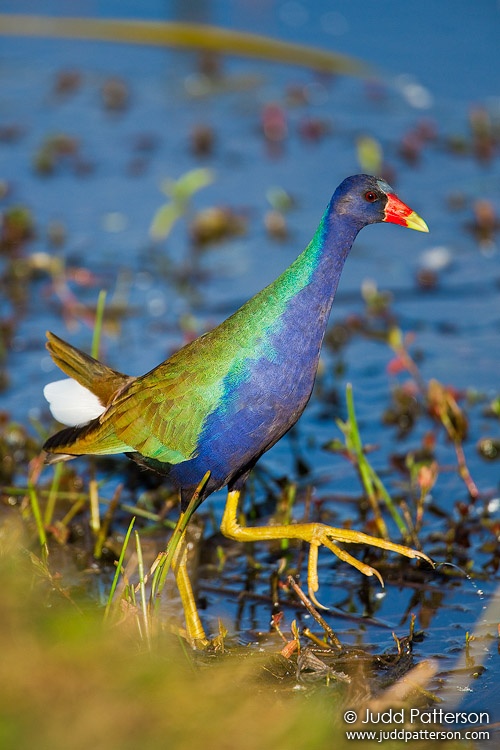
<box><xmin>384</xmin><ymin>193</ymin><xmax>429</xmax><ymax>232</ymax></box>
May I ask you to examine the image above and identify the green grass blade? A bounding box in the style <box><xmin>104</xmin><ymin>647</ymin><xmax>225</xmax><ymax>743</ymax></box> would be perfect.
<box><xmin>91</xmin><ymin>289</ymin><xmax>107</xmax><ymax>359</ymax></box>
<box><xmin>43</xmin><ymin>461</ymin><xmax>63</xmax><ymax>527</ymax></box>
<box><xmin>151</xmin><ymin>471</ymin><xmax>210</xmax><ymax>608</ymax></box>
<box><xmin>0</xmin><ymin>15</ymin><xmax>372</xmax><ymax>76</ymax></box>
<box><xmin>135</xmin><ymin>530</ymin><xmax>151</xmax><ymax>648</ymax></box>
<box><xmin>345</xmin><ymin>383</ymin><xmax>408</xmax><ymax>537</ymax></box>
<box><xmin>104</xmin><ymin>516</ymin><xmax>135</xmax><ymax>622</ymax></box>
<box><xmin>28</xmin><ymin>483</ymin><xmax>48</xmax><ymax>560</ymax></box>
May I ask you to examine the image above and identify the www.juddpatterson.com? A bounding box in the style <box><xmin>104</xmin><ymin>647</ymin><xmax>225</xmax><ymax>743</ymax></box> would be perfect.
<box><xmin>342</xmin><ymin>708</ymin><xmax>490</xmax><ymax>743</ymax></box>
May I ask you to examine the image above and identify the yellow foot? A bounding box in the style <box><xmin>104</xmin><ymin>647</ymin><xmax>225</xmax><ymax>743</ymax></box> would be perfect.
<box><xmin>221</xmin><ymin>490</ymin><xmax>433</xmax><ymax>609</ymax></box>
<box><xmin>171</xmin><ymin>531</ymin><xmax>209</xmax><ymax>647</ymax></box>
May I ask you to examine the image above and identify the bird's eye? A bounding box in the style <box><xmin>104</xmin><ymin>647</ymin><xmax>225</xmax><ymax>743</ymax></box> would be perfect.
<box><xmin>364</xmin><ymin>191</ymin><xmax>378</xmax><ymax>203</ymax></box>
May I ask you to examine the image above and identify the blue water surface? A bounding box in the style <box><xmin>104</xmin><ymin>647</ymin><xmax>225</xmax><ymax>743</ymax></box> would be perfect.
<box><xmin>0</xmin><ymin>0</ymin><xmax>499</xmax><ymax>733</ymax></box>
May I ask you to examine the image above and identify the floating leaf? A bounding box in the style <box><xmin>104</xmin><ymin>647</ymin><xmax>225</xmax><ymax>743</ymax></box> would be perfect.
<box><xmin>165</xmin><ymin>167</ymin><xmax>215</xmax><ymax>204</ymax></box>
<box><xmin>150</xmin><ymin>202</ymin><xmax>184</xmax><ymax>241</ymax></box>
<box><xmin>151</xmin><ymin>168</ymin><xmax>215</xmax><ymax>240</ymax></box>
<box><xmin>356</xmin><ymin>135</ymin><xmax>383</xmax><ymax>174</ymax></box>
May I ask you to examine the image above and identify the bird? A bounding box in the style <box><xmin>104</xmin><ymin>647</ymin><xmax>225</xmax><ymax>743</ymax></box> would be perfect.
<box><xmin>42</xmin><ymin>174</ymin><xmax>431</xmax><ymax>642</ymax></box>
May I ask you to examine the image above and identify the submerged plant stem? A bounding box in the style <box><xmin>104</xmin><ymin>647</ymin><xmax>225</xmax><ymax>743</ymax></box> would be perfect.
<box><xmin>94</xmin><ymin>484</ymin><xmax>122</xmax><ymax>559</ymax></box>
<box><xmin>288</xmin><ymin>575</ymin><xmax>342</xmax><ymax>650</ymax></box>
<box><xmin>454</xmin><ymin>442</ymin><xmax>479</xmax><ymax>501</ymax></box>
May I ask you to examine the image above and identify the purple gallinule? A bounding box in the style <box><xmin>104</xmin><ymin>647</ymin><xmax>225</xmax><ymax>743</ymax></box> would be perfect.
<box><xmin>43</xmin><ymin>174</ymin><xmax>430</xmax><ymax>641</ymax></box>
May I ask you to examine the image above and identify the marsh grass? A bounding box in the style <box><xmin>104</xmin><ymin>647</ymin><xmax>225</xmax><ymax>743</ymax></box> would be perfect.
<box><xmin>0</xmin><ymin>287</ymin><xmax>490</xmax><ymax>748</ymax></box>
<box><xmin>334</xmin><ymin>384</ymin><xmax>411</xmax><ymax>540</ymax></box>
<box><xmin>0</xmin><ymin>521</ymin><xmax>461</xmax><ymax>750</ymax></box>
<box><xmin>0</xmin><ymin>529</ymin><xmax>325</xmax><ymax>750</ymax></box>
<box><xmin>0</xmin><ymin>400</ymin><xmax>458</xmax><ymax>749</ymax></box>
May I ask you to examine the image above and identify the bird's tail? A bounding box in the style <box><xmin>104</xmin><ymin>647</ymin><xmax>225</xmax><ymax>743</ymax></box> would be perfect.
<box><xmin>43</xmin><ymin>331</ymin><xmax>132</xmax><ymax>462</ymax></box>
<box><xmin>45</xmin><ymin>331</ymin><xmax>129</xmax><ymax>402</ymax></box>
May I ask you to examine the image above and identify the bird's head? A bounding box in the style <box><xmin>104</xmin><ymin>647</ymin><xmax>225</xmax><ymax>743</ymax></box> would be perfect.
<box><xmin>334</xmin><ymin>174</ymin><xmax>429</xmax><ymax>232</ymax></box>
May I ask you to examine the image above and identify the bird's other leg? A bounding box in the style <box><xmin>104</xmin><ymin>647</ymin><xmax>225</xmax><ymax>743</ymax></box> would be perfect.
<box><xmin>171</xmin><ymin>529</ymin><xmax>209</xmax><ymax>647</ymax></box>
<box><xmin>221</xmin><ymin>489</ymin><xmax>433</xmax><ymax>608</ymax></box>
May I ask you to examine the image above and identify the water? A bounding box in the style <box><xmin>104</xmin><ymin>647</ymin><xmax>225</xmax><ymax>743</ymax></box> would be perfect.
<box><xmin>0</xmin><ymin>0</ymin><xmax>499</xmax><ymax>731</ymax></box>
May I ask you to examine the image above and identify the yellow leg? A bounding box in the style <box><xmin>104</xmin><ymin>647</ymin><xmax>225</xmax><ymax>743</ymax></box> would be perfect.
<box><xmin>171</xmin><ymin>530</ymin><xmax>209</xmax><ymax>646</ymax></box>
<box><xmin>221</xmin><ymin>490</ymin><xmax>433</xmax><ymax>608</ymax></box>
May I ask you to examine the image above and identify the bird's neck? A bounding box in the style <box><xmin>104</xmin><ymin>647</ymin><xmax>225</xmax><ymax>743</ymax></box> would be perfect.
<box><xmin>274</xmin><ymin>199</ymin><xmax>362</xmax><ymax>328</ymax></box>
<box><xmin>210</xmin><ymin>198</ymin><xmax>363</xmax><ymax>366</ymax></box>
